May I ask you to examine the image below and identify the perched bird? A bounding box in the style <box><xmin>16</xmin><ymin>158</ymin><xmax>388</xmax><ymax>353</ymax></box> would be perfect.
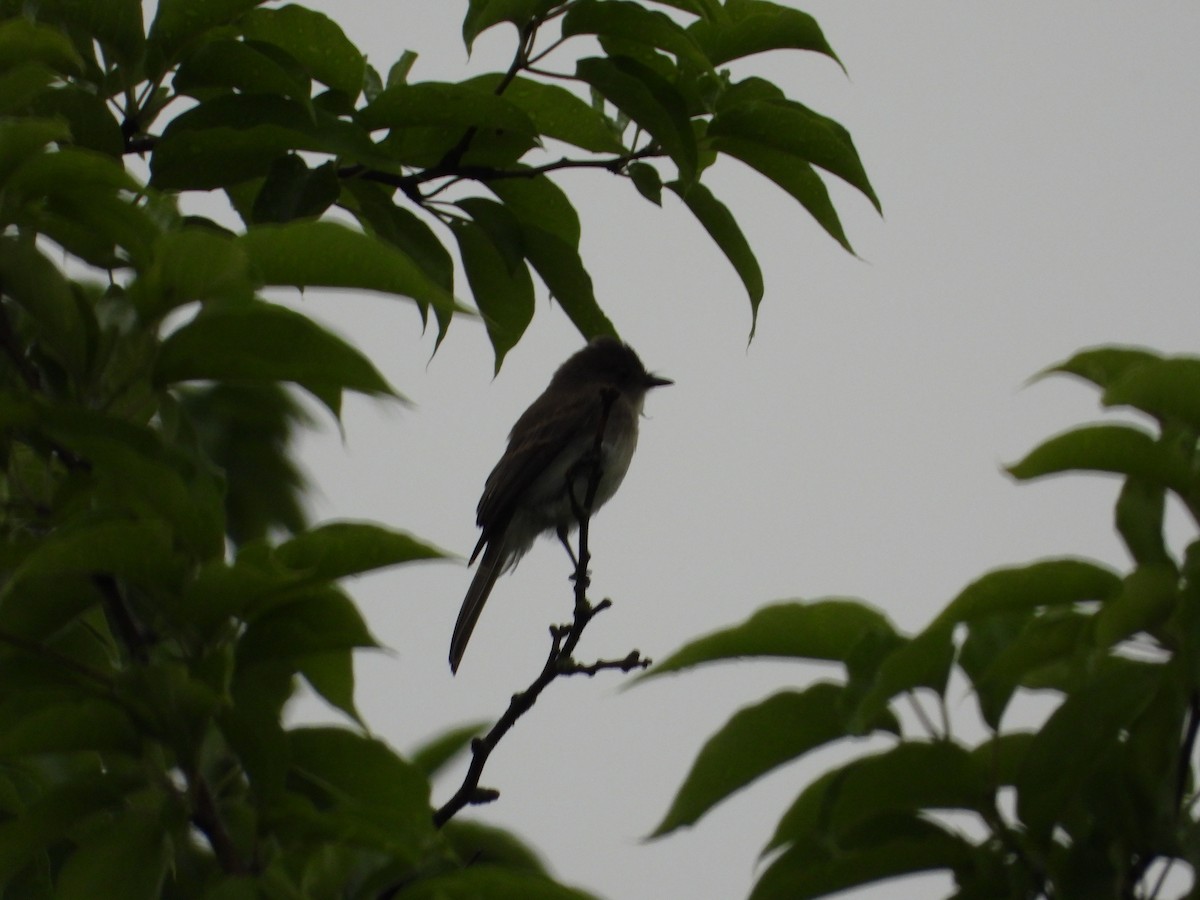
<box><xmin>450</xmin><ymin>336</ymin><xmax>671</xmax><ymax>673</ymax></box>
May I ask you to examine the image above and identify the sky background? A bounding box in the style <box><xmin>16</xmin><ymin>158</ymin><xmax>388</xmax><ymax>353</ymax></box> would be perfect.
<box><xmin>264</xmin><ymin>3</ymin><xmax>1200</xmax><ymax>897</ymax></box>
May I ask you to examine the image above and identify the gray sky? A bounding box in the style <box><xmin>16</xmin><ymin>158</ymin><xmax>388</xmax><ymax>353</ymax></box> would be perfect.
<box><xmin>285</xmin><ymin>3</ymin><xmax>1200</xmax><ymax>897</ymax></box>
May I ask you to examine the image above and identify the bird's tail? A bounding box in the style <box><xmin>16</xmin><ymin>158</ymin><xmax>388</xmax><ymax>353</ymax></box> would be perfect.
<box><xmin>450</xmin><ymin>540</ymin><xmax>506</xmax><ymax>673</ymax></box>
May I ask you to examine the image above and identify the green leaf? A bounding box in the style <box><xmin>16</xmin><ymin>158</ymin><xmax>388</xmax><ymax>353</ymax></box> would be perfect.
<box><xmin>155</xmin><ymin>302</ymin><xmax>396</xmax><ymax>415</ymax></box>
<box><xmin>689</xmin><ymin>0</ymin><xmax>840</xmax><ymax>67</ymax></box>
<box><xmin>627</xmin><ymin>161</ymin><xmax>663</xmax><ymax>204</ymax></box>
<box><xmin>0</xmin><ymin>239</ymin><xmax>89</xmax><ymax>377</ymax></box>
<box><xmin>470</xmin><ymin>74</ymin><xmax>626</xmax><ymax>153</ymax></box>
<box><xmin>442</xmin><ymin>820</ymin><xmax>551</xmax><ymax>876</ymax></box>
<box><xmin>395</xmin><ymin>867</ymin><xmax>600</xmax><ymax>900</ymax></box>
<box><xmin>709</xmin><ymin>99</ymin><xmax>880</xmax><ymax>212</ymax></box>
<box><xmin>488</xmin><ymin>175</ymin><xmax>581</xmax><ymax>247</ymax></box>
<box><xmin>452</xmin><ymin>218</ymin><xmax>535</xmax><ymax>373</ymax></box>
<box><xmin>846</xmin><ymin>622</ymin><xmax>956</xmax><ymax>731</ymax></box>
<box><xmin>237</xmin><ymin>589</ymin><xmax>378</xmax><ymax>662</ymax></box>
<box><xmin>712</xmin><ymin>135</ymin><xmax>853</xmax><ymax>252</ymax></box>
<box><xmin>1103</xmin><ymin>357</ymin><xmax>1200</xmax><ymax>429</ymax></box>
<box><xmin>767</xmin><ymin>741</ymin><xmax>987</xmax><ymax>852</ymax></box>
<box><xmin>563</xmin><ymin>0</ymin><xmax>710</xmax><ymax>69</ymax></box>
<box><xmin>0</xmin><ymin>63</ymin><xmax>56</xmax><ymax>115</ymax></box>
<box><xmin>240</xmin><ymin>5</ymin><xmax>365</xmax><ymax>96</ymax></box>
<box><xmin>0</xmin><ymin>18</ymin><xmax>83</xmax><ymax>76</ymax></box>
<box><xmin>1006</xmin><ymin>424</ymin><xmax>1193</xmax><ymax>495</ymax></box>
<box><xmin>963</xmin><ymin>609</ymin><xmax>1091</xmax><ymax>730</ymax></box>
<box><xmin>668</xmin><ymin>180</ymin><xmax>763</xmax><ymax>332</ymax></box>
<box><xmin>129</xmin><ymin>227</ymin><xmax>256</xmax><ymax>319</ymax></box>
<box><xmin>462</xmin><ymin>0</ymin><xmax>560</xmax><ymax>52</ymax></box>
<box><xmin>753</xmin><ymin>816</ymin><xmax>974</xmax><ymax>900</ymax></box>
<box><xmin>1115</xmin><ymin>478</ymin><xmax>1171</xmax><ymax>566</ymax></box>
<box><xmin>274</xmin><ymin>520</ymin><xmax>447</xmax><ymax>581</ymax></box>
<box><xmin>650</xmin><ymin>684</ymin><xmax>898</xmax><ymax>837</ymax></box>
<box><xmin>44</xmin><ymin>0</ymin><xmax>145</xmax><ymax>68</ymax></box>
<box><xmin>576</xmin><ymin>55</ymin><xmax>697</xmax><ymax>184</ymax></box>
<box><xmin>360</xmin><ymin>81</ymin><xmax>538</xmax><ymax>137</ymax></box>
<box><xmin>251</xmin><ymin>155</ymin><xmax>340</xmax><ymax>223</ymax></box>
<box><xmin>286</xmin><ymin>727</ymin><xmax>433</xmax><ymax>852</ymax></box>
<box><xmin>297</xmin><ymin>650</ymin><xmax>362</xmax><ymax>725</ymax></box>
<box><xmin>1035</xmin><ymin>345</ymin><xmax>1161</xmax><ymax>391</ymax></box>
<box><xmin>29</xmin><ymin>86</ymin><xmax>125</xmax><ymax>156</ymax></box>
<box><xmin>521</xmin><ymin>224</ymin><xmax>616</xmax><ymax>340</ymax></box>
<box><xmin>0</xmin><ymin>118</ymin><xmax>72</xmax><ymax>185</ymax></box>
<box><xmin>342</xmin><ymin>179</ymin><xmax>454</xmax><ymax>294</ymax></box>
<box><xmin>1015</xmin><ymin>658</ymin><xmax>1161</xmax><ymax>836</ymax></box>
<box><xmin>0</xmin><ymin>698</ymin><xmax>136</xmax><ymax>758</ymax></box>
<box><xmin>174</xmin><ymin>38</ymin><xmax>314</xmax><ymax>105</ymax></box>
<box><xmin>56</xmin><ymin>810</ymin><xmax>169</xmax><ymax>900</ymax></box>
<box><xmin>146</xmin><ymin>0</ymin><xmax>262</xmax><ymax>75</ymax></box>
<box><xmin>934</xmin><ymin>559</ymin><xmax>1121</xmax><ymax>628</ymax></box>
<box><xmin>239</xmin><ymin>220</ymin><xmax>457</xmax><ymax>312</ymax></box>
<box><xmin>1093</xmin><ymin>564</ymin><xmax>1179</xmax><ymax>649</ymax></box>
<box><xmin>638</xmin><ymin>600</ymin><xmax>899</xmax><ymax>680</ymax></box>
<box><xmin>410</xmin><ymin>722</ymin><xmax>488</xmax><ymax>780</ymax></box>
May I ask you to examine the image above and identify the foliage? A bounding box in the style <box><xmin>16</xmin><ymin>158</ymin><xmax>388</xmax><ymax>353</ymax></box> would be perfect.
<box><xmin>0</xmin><ymin>0</ymin><xmax>868</xmax><ymax>896</ymax></box>
<box><xmin>646</xmin><ymin>347</ymin><xmax>1200</xmax><ymax>899</ymax></box>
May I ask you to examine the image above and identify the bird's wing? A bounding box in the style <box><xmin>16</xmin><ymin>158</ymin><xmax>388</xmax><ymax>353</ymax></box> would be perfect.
<box><xmin>474</xmin><ymin>388</ymin><xmax>600</xmax><ymax>541</ymax></box>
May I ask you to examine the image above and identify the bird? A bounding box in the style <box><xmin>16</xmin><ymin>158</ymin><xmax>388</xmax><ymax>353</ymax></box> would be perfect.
<box><xmin>450</xmin><ymin>336</ymin><xmax>671</xmax><ymax>673</ymax></box>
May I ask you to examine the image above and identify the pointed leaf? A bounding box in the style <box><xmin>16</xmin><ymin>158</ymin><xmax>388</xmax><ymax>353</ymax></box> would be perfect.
<box><xmin>360</xmin><ymin>82</ymin><xmax>537</xmax><ymax>135</ymax></box>
<box><xmin>237</xmin><ymin>590</ymin><xmax>378</xmax><ymax>662</ymax></box>
<box><xmin>275</xmin><ymin>521</ymin><xmax>448</xmax><ymax>581</ymax></box>
<box><xmin>1103</xmin><ymin>357</ymin><xmax>1200</xmax><ymax>429</ymax></box>
<box><xmin>1007</xmin><ymin>424</ymin><xmax>1192</xmax><ymax>495</ymax></box>
<box><xmin>576</xmin><ymin>55</ymin><xmax>697</xmax><ymax>184</ymax></box>
<box><xmin>638</xmin><ymin>600</ymin><xmax>899</xmax><ymax>680</ymax></box>
<box><xmin>462</xmin><ymin>0</ymin><xmax>560</xmax><ymax>52</ymax></box>
<box><xmin>1093</xmin><ymin>564</ymin><xmax>1179</xmax><ymax>649</ymax></box>
<box><xmin>452</xmin><ymin>219</ymin><xmax>534</xmax><ymax>372</ymax></box>
<box><xmin>56</xmin><ymin>810</ymin><xmax>169</xmax><ymax>900</ymax></box>
<box><xmin>239</xmin><ymin>220</ymin><xmax>458</xmax><ymax>312</ymax></box>
<box><xmin>563</xmin><ymin>0</ymin><xmax>710</xmax><ymax>69</ymax></box>
<box><xmin>651</xmin><ymin>684</ymin><xmax>897</xmax><ymax>837</ymax></box>
<box><xmin>240</xmin><ymin>5</ymin><xmax>365</xmax><ymax>95</ymax></box>
<box><xmin>669</xmin><ymin>180</ymin><xmax>763</xmax><ymax>331</ymax></box>
<box><xmin>847</xmin><ymin>622</ymin><xmax>955</xmax><ymax>730</ymax></box>
<box><xmin>689</xmin><ymin>0</ymin><xmax>840</xmax><ymax>67</ymax></box>
<box><xmin>471</xmin><ymin>74</ymin><xmax>625</xmax><ymax>153</ymax></box>
<box><xmin>410</xmin><ymin>721</ymin><xmax>489</xmax><ymax>779</ymax></box>
<box><xmin>934</xmin><ymin>559</ymin><xmax>1121</xmax><ymax>628</ymax></box>
<box><xmin>1036</xmin><ymin>345</ymin><xmax>1161</xmax><ymax>391</ymax></box>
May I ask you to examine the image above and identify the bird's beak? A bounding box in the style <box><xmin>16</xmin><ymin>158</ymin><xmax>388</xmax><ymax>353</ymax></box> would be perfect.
<box><xmin>644</xmin><ymin>373</ymin><xmax>673</xmax><ymax>389</ymax></box>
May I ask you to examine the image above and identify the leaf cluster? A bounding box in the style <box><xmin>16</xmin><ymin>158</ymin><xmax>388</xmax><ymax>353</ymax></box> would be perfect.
<box><xmin>646</xmin><ymin>348</ymin><xmax>1200</xmax><ymax>899</ymax></box>
<box><xmin>0</xmin><ymin>0</ymin><xmax>871</xmax><ymax>896</ymax></box>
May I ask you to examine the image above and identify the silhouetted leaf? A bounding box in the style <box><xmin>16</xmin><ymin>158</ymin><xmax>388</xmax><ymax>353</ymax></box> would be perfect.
<box><xmin>690</xmin><ymin>0</ymin><xmax>840</xmax><ymax>67</ymax></box>
<box><xmin>241</xmin><ymin>5</ymin><xmax>364</xmax><ymax>95</ymax></box>
<box><xmin>934</xmin><ymin>559</ymin><xmax>1121</xmax><ymax>627</ymax></box>
<box><xmin>1007</xmin><ymin>425</ymin><xmax>1192</xmax><ymax>495</ymax></box>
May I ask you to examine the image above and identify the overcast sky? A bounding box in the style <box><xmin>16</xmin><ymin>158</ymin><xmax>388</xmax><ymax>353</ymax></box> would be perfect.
<box><xmin>280</xmin><ymin>4</ymin><xmax>1200</xmax><ymax>897</ymax></box>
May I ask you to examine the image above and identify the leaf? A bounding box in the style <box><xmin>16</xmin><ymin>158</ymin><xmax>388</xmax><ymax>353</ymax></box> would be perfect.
<box><xmin>637</xmin><ymin>600</ymin><xmax>899</xmax><ymax>680</ymax></box>
<box><xmin>359</xmin><ymin>81</ymin><xmax>537</xmax><ymax>135</ymax></box>
<box><xmin>56</xmin><ymin>810</ymin><xmax>169</xmax><ymax>900</ymax></box>
<box><xmin>237</xmin><ymin>589</ymin><xmax>378</xmax><ymax>662</ymax></box>
<box><xmin>712</xmin><ymin>135</ymin><xmax>853</xmax><ymax>252</ymax></box>
<box><xmin>689</xmin><ymin>0</ymin><xmax>840</xmax><ymax>67</ymax></box>
<box><xmin>1093</xmin><ymin>563</ymin><xmax>1179</xmax><ymax>649</ymax></box>
<box><xmin>286</xmin><ymin>727</ymin><xmax>433</xmax><ymax>852</ymax></box>
<box><xmin>251</xmin><ymin>155</ymin><xmax>340</xmax><ymax>223</ymax></box>
<box><xmin>297</xmin><ymin>650</ymin><xmax>362</xmax><ymax>725</ymax></box>
<box><xmin>1006</xmin><ymin>424</ymin><xmax>1193</xmax><ymax>495</ymax></box>
<box><xmin>462</xmin><ymin>0</ymin><xmax>560</xmax><ymax>52</ymax></box>
<box><xmin>753</xmin><ymin>816</ymin><xmax>974</xmax><ymax>900</ymax></box>
<box><xmin>44</xmin><ymin>0</ymin><xmax>145</xmax><ymax>68</ymax></box>
<box><xmin>1103</xmin><ymin>357</ymin><xmax>1200</xmax><ymax>429</ymax></box>
<box><xmin>409</xmin><ymin>721</ymin><xmax>488</xmax><ymax>779</ymax></box>
<box><xmin>709</xmin><ymin>99</ymin><xmax>880</xmax><ymax>212</ymax></box>
<box><xmin>238</xmin><ymin>220</ymin><xmax>458</xmax><ymax>313</ymax></box>
<box><xmin>627</xmin><ymin>161</ymin><xmax>663</xmax><ymax>204</ymax></box>
<box><xmin>0</xmin><ymin>238</ymin><xmax>89</xmax><ymax>377</ymax></box>
<box><xmin>470</xmin><ymin>74</ymin><xmax>626</xmax><ymax>153</ymax></box>
<box><xmin>0</xmin><ymin>18</ymin><xmax>83</xmax><ymax>76</ymax></box>
<box><xmin>396</xmin><ymin>867</ymin><xmax>600</xmax><ymax>900</ymax></box>
<box><xmin>1035</xmin><ymin>345</ymin><xmax>1161</xmax><ymax>391</ymax></box>
<box><xmin>846</xmin><ymin>622</ymin><xmax>956</xmax><ymax>731</ymax></box>
<box><xmin>0</xmin><ymin>699</ymin><xmax>137</xmax><ymax>758</ymax></box>
<box><xmin>1015</xmin><ymin>658</ymin><xmax>1161</xmax><ymax>836</ymax></box>
<box><xmin>452</xmin><ymin>218</ymin><xmax>535</xmax><ymax>373</ymax></box>
<box><xmin>129</xmin><ymin>227</ymin><xmax>256</xmax><ymax>319</ymax></box>
<box><xmin>488</xmin><ymin>175</ymin><xmax>581</xmax><ymax>248</ymax></box>
<box><xmin>934</xmin><ymin>559</ymin><xmax>1121</xmax><ymax>628</ymax></box>
<box><xmin>29</xmin><ymin>86</ymin><xmax>125</xmax><ymax>156</ymax></box>
<box><xmin>155</xmin><ymin>302</ymin><xmax>397</xmax><ymax>415</ymax></box>
<box><xmin>174</xmin><ymin>39</ymin><xmax>314</xmax><ymax>106</ymax></box>
<box><xmin>146</xmin><ymin>0</ymin><xmax>261</xmax><ymax>75</ymax></box>
<box><xmin>520</xmin><ymin>224</ymin><xmax>616</xmax><ymax>340</ymax></box>
<box><xmin>767</xmin><ymin>741</ymin><xmax>987</xmax><ymax>851</ymax></box>
<box><xmin>563</xmin><ymin>0</ymin><xmax>710</xmax><ymax>69</ymax></box>
<box><xmin>1115</xmin><ymin>478</ymin><xmax>1171</xmax><ymax>566</ymax></box>
<box><xmin>668</xmin><ymin>180</ymin><xmax>763</xmax><ymax>333</ymax></box>
<box><xmin>0</xmin><ymin>118</ymin><xmax>72</xmax><ymax>185</ymax></box>
<box><xmin>650</xmin><ymin>684</ymin><xmax>898</xmax><ymax>837</ymax></box>
<box><xmin>240</xmin><ymin>5</ymin><xmax>365</xmax><ymax>96</ymax></box>
<box><xmin>275</xmin><ymin>521</ymin><xmax>448</xmax><ymax>581</ymax></box>
<box><xmin>342</xmin><ymin>179</ymin><xmax>454</xmax><ymax>293</ymax></box>
<box><xmin>576</xmin><ymin>55</ymin><xmax>697</xmax><ymax>184</ymax></box>
<box><xmin>442</xmin><ymin>820</ymin><xmax>551</xmax><ymax>876</ymax></box>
